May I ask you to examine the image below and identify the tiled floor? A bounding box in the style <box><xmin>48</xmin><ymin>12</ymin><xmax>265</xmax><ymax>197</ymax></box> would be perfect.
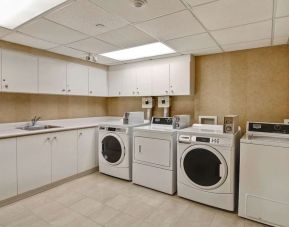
<box><xmin>0</xmin><ymin>172</ymin><xmax>268</xmax><ymax>227</ymax></box>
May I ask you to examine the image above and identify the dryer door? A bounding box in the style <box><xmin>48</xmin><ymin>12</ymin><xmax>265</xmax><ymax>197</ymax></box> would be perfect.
<box><xmin>180</xmin><ymin>145</ymin><xmax>228</xmax><ymax>190</ymax></box>
<box><xmin>101</xmin><ymin>133</ymin><xmax>125</xmax><ymax>165</ymax></box>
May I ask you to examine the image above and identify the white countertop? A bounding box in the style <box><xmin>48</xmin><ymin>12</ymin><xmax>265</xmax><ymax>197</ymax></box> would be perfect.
<box><xmin>0</xmin><ymin>116</ymin><xmax>122</xmax><ymax>139</ymax></box>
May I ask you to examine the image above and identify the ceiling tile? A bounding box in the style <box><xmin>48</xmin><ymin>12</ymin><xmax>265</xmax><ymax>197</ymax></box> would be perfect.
<box><xmin>18</xmin><ymin>18</ymin><xmax>88</xmax><ymax>44</ymax></box>
<box><xmin>166</xmin><ymin>33</ymin><xmax>218</xmax><ymax>52</ymax></box>
<box><xmin>45</xmin><ymin>0</ymin><xmax>128</xmax><ymax>36</ymax></box>
<box><xmin>274</xmin><ymin>16</ymin><xmax>289</xmax><ymax>42</ymax></box>
<box><xmin>182</xmin><ymin>46</ymin><xmax>223</xmax><ymax>55</ymax></box>
<box><xmin>0</xmin><ymin>27</ymin><xmax>11</xmax><ymax>38</ymax></box>
<box><xmin>184</xmin><ymin>0</ymin><xmax>219</xmax><ymax>7</ymax></box>
<box><xmin>222</xmin><ymin>39</ymin><xmax>271</xmax><ymax>52</ymax></box>
<box><xmin>276</xmin><ymin>0</ymin><xmax>289</xmax><ymax>17</ymax></box>
<box><xmin>96</xmin><ymin>25</ymin><xmax>156</xmax><ymax>48</ymax></box>
<box><xmin>68</xmin><ymin>37</ymin><xmax>118</xmax><ymax>54</ymax></box>
<box><xmin>95</xmin><ymin>55</ymin><xmax>121</xmax><ymax>65</ymax></box>
<box><xmin>91</xmin><ymin>0</ymin><xmax>185</xmax><ymax>23</ymax></box>
<box><xmin>49</xmin><ymin>46</ymin><xmax>87</xmax><ymax>58</ymax></box>
<box><xmin>211</xmin><ymin>20</ymin><xmax>272</xmax><ymax>45</ymax></box>
<box><xmin>136</xmin><ymin>10</ymin><xmax>205</xmax><ymax>41</ymax></box>
<box><xmin>193</xmin><ymin>0</ymin><xmax>273</xmax><ymax>30</ymax></box>
<box><xmin>2</xmin><ymin>32</ymin><xmax>58</xmax><ymax>49</ymax></box>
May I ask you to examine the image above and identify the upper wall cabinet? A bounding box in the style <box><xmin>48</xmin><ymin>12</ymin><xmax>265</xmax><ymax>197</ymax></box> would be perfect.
<box><xmin>88</xmin><ymin>67</ymin><xmax>108</xmax><ymax>97</ymax></box>
<box><xmin>67</xmin><ymin>63</ymin><xmax>89</xmax><ymax>96</ymax></box>
<box><xmin>169</xmin><ymin>55</ymin><xmax>194</xmax><ymax>96</ymax></box>
<box><xmin>39</xmin><ymin>57</ymin><xmax>67</xmax><ymax>95</ymax></box>
<box><xmin>1</xmin><ymin>49</ymin><xmax>38</xmax><ymax>93</ymax></box>
<box><xmin>108</xmin><ymin>55</ymin><xmax>194</xmax><ymax>97</ymax></box>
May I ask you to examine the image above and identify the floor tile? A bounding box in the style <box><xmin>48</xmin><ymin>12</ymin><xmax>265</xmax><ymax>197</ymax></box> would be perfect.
<box><xmin>69</xmin><ymin>197</ymin><xmax>103</xmax><ymax>216</ymax></box>
<box><xmin>123</xmin><ymin>197</ymin><xmax>155</xmax><ymax>219</ymax></box>
<box><xmin>105</xmin><ymin>194</ymin><xmax>131</xmax><ymax>210</ymax></box>
<box><xmin>0</xmin><ymin>203</ymin><xmax>32</xmax><ymax>226</ymax></box>
<box><xmin>55</xmin><ymin>191</ymin><xmax>85</xmax><ymax>207</ymax></box>
<box><xmin>63</xmin><ymin>215</ymin><xmax>101</xmax><ymax>227</ymax></box>
<box><xmin>105</xmin><ymin>213</ymin><xmax>139</xmax><ymax>227</ymax></box>
<box><xmin>6</xmin><ymin>215</ymin><xmax>52</xmax><ymax>227</ymax></box>
<box><xmin>88</xmin><ymin>205</ymin><xmax>120</xmax><ymax>225</ymax></box>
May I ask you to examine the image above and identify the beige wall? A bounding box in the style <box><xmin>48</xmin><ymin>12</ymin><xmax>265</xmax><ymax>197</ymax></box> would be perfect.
<box><xmin>107</xmin><ymin>45</ymin><xmax>289</xmax><ymax>130</ymax></box>
<box><xmin>0</xmin><ymin>41</ymin><xmax>288</xmax><ymax>128</ymax></box>
<box><xmin>0</xmin><ymin>93</ymin><xmax>106</xmax><ymax>123</ymax></box>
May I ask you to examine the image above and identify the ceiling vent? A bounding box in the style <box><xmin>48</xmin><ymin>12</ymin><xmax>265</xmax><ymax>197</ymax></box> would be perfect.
<box><xmin>130</xmin><ymin>0</ymin><xmax>147</xmax><ymax>8</ymax></box>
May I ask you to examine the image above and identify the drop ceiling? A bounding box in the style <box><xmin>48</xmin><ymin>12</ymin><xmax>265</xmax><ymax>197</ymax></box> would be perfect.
<box><xmin>0</xmin><ymin>0</ymin><xmax>288</xmax><ymax>65</ymax></box>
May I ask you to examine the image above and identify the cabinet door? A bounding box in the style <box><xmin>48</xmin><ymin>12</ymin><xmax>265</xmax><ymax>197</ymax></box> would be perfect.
<box><xmin>67</xmin><ymin>63</ymin><xmax>89</xmax><ymax>96</ymax></box>
<box><xmin>136</xmin><ymin>64</ymin><xmax>152</xmax><ymax>96</ymax></box>
<box><xmin>77</xmin><ymin>128</ymin><xmax>97</xmax><ymax>173</ymax></box>
<box><xmin>151</xmin><ymin>61</ymin><xmax>170</xmax><ymax>96</ymax></box>
<box><xmin>17</xmin><ymin>134</ymin><xmax>52</xmax><ymax>194</ymax></box>
<box><xmin>88</xmin><ymin>67</ymin><xmax>108</xmax><ymax>96</ymax></box>
<box><xmin>108</xmin><ymin>67</ymin><xmax>123</xmax><ymax>96</ymax></box>
<box><xmin>51</xmin><ymin>130</ymin><xmax>78</xmax><ymax>182</ymax></box>
<box><xmin>2</xmin><ymin>49</ymin><xmax>38</xmax><ymax>93</ymax></box>
<box><xmin>169</xmin><ymin>56</ymin><xmax>191</xmax><ymax>95</ymax></box>
<box><xmin>39</xmin><ymin>57</ymin><xmax>67</xmax><ymax>95</ymax></box>
<box><xmin>122</xmin><ymin>67</ymin><xmax>137</xmax><ymax>96</ymax></box>
<box><xmin>0</xmin><ymin>49</ymin><xmax>2</xmax><ymax>91</ymax></box>
<box><xmin>0</xmin><ymin>138</ymin><xmax>17</xmax><ymax>200</ymax></box>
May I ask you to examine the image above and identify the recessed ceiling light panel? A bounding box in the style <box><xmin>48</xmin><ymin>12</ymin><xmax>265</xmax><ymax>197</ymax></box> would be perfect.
<box><xmin>0</xmin><ymin>0</ymin><xmax>67</xmax><ymax>29</ymax></box>
<box><xmin>100</xmin><ymin>42</ymin><xmax>175</xmax><ymax>61</ymax></box>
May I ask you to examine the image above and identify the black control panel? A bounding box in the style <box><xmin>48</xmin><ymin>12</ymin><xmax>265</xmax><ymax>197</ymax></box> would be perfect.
<box><xmin>152</xmin><ymin>117</ymin><xmax>173</xmax><ymax>125</ymax></box>
<box><xmin>196</xmin><ymin>137</ymin><xmax>210</xmax><ymax>143</ymax></box>
<box><xmin>107</xmin><ymin>127</ymin><xmax>116</xmax><ymax>131</ymax></box>
<box><xmin>248</xmin><ymin>122</ymin><xmax>289</xmax><ymax>134</ymax></box>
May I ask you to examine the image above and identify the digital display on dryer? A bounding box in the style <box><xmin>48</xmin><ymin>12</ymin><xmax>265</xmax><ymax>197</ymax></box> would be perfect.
<box><xmin>196</xmin><ymin>137</ymin><xmax>210</xmax><ymax>143</ymax></box>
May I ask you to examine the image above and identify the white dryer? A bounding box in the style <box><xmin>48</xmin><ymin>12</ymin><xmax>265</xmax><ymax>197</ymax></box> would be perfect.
<box><xmin>177</xmin><ymin>124</ymin><xmax>240</xmax><ymax>211</ymax></box>
<box><xmin>98</xmin><ymin>120</ymin><xmax>149</xmax><ymax>181</ymax></box>
<box><xmin>239</xmin><ymin>122</ymin><xmax>289</xmax><ymax>227</ymax></box>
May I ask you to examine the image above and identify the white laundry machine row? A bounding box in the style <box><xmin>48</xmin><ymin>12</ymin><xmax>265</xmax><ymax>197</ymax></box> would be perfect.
<box><xmin>238</xmin><ymin>122</ymin><xmax>289</xmax><ymax>227</ymax></box>
<box><xmin>132</xmin><ymin>117</ymin><xmax>178</xmax><ymax>194</ymax></box>
<box><xmin>177</xmin><ymin>124</ymin><xmax>241</xmax><ymax>211</ymax></box>
<box><xmin>98</xmin><ymin>120</ymin><xmax>149</xmax><ymax>181</ymax></box>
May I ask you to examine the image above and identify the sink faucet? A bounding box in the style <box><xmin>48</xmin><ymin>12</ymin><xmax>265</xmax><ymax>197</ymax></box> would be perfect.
<box><xmin>31</xmin><ymin>116</ymin><xmax>41</xmax><ymax>126</ymax></box>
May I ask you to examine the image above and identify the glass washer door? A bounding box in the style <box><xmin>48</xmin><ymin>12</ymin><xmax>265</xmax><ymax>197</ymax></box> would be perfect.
<box><xmin>180</xmin><ymin>144</ymin><xmax>228</xmax><ymax>190</ymax></box>
<box><xmin>101</xmin><ymin>133</ymin><xmax>125</xmax><ymax>165</ymax></box>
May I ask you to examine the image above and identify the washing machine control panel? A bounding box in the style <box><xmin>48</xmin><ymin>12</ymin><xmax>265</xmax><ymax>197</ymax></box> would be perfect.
<box><xmin>178</xmin><ymin>135</ymin><xmax>221</xmax><ymax>144</ymax></box>
<box><xmin>99</xmin><ymin>126</ymin><xmax>127</xmax><ymax>133</ymax></box>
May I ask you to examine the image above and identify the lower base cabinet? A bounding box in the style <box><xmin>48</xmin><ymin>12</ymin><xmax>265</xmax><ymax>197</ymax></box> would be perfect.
<box><xmin>51</xmin><ymin>130</ymin><xmax>78</xmax><ymax>182</ymax></box>
<box><xmin>0</xmin><ymin>138</ymin><xmax>17</xmax><ymax>200</ymax></box>
<box><xmin>17</xmin><ymin>134</ymin><xmax>52</xmax><ymax>194</ymax></box>
<box><xmin>77</xmin><ymin>128</ymin><xmax>97</xmax><ymax>173</ymax></box>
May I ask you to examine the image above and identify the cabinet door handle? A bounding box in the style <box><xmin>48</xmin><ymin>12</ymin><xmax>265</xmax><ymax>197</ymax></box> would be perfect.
<box><xmin>79</xmin><ymin>132</ymin><xmax>83</xmax><ymax>136</ymax></box>
<box><xmin>171</xmin><ymin>90</ymin><xmax>174</xmax><ymax>93</ymax></box>
<box><xmin>5</xmin><ymin>84</ymin><xmax>8</xmax><ymax>89</ymax></box>
<box><xmin>132</xmin><ymin>91</ymin><xmax>135</xmax><ymax>95</ymax></box>
<box><xmin>89</xmin><ymin>91</ymin><xmax>92</xmax><ymax>94</ymax></box>
<box><xmin>165</xmin><ymin>90</ymin><xmax>168</xmax><ymax>94</ymax></box>
<box><xmin>2</xmin><ymin>78</ymin><xmax>6</xmax><ymax>82</ymax></box>
<box><xmin>62</xmin><ymin>89</ymin><xmax>66</xmax><ymax>92</ymax></box>
<box><xmin>68</xmin><ymin>89</ymin><xmax>71</xmax><ymax>92</ymax></box>
<box><xmin>138</xmin><ymin>145</ymin><xmax>142</xmax><ymax>153</ymax></box>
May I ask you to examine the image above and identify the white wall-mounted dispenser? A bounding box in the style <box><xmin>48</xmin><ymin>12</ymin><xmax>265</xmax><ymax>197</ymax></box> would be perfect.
<box><xmin>158</xmin><ymin>96</ymin><xmax>170</xmax><ymax>117</ymax></box>
<box><xmin>142</xmin><ymin>97</ymin><xmax>153</xmax><ymax>121</ymax></box>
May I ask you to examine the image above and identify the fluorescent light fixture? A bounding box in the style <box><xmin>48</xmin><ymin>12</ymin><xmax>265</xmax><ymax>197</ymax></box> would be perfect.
<box><xmin>100</xmin><ymin>42</ymin><xmax>176</xmax><ymax>61</ymax></box>
<box><xmin>0</xmin><ymin>0</ymin><xmax>67</xmax><ymax>29</ymax></box>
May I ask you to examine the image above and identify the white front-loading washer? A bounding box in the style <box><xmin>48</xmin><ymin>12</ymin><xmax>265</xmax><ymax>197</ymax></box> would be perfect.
<box><xmin>177</xmin><ymin>124</ymin><xmax>240</xmax><ymax>211</ymax></box>
<box><xmin>238</xmin><ymin>122</ymin><xmax>289</xmax><ymax>227</ymax></box>
<box><xmin>98</xmin><ymin>120</ymin><xmax>149</xmax><ymax>181</ymax></box>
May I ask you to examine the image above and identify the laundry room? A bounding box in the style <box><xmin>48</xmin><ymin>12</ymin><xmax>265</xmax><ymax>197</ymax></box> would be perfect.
<box><xmin>0</xmin><ymin>0</ymin><xmax>289</xmax><ymax>227</ymax></box>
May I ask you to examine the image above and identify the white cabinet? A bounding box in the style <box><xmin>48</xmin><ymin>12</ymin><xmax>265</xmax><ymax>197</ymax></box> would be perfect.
<box><xmin>0</xmin><ymin>49</ymin><xmax>2</xmax><ymax>91</ymax></box>
<box><xmin>77</xmin><ymin>128</ymin><xmax>97</xmax><ymax>173</ymax></box>
<box><xmin>136</xmin><ymin>63</ymin><xmax>152</xmax><ymax>96</ymax></box>
<box><xmin>169</xmin><ymin>55</ymin><xmax>193</xmax><ymax>95</ymax></box>
<box><xmin>39</xmin><ymin>57</ymin><xmax>67</xmax><ymax>95</ymax></box>
<box><xmin>17</xmin><ymin>134</ymin><xmax>52</xmax><ymax>194</ymax></box>
<box><xmin>0</xmin><ymin>138</ymin><xmax>17</xmax><ymax>200</ymax></box>
<box><xmin>67</xmin><ymin>63</ymin><xmax>89</xmax><ymax>96</ymax></box>
<box><xmin>1</xmin><ymin>49</ymin><xmax>38</xmax><ymax>93</ymax></box>
<box><xmin>151</xmin><ymin>61</ymin><xmax>170</xmax><ymax>96</ymax></box>
<box><xmin>88</xmin><ymin>67</ymin><xmax>107</xmax><ymax>96</ymax></box>
<box><xmin>122</xmin><ymin>67</ymin><xmax>137</xmax><ymax>96</ymax></box>
<box><xmin>51</xmin><ymin>130</ymin><xmax>78</xmax><ymax>182</ymax></box>
<box><xmin>108</xmin><ymin>66</ymin><xmax>124</xmax><ymax>96</ymax></box>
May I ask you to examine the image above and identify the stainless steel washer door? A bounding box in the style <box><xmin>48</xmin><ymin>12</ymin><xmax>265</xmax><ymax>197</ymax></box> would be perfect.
<box><xmin>180</xmin><ymin>144</ymin><xmax>228</xmax><ymax>190</ymax></box>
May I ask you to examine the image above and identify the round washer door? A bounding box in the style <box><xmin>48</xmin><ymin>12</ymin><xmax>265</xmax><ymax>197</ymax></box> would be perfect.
<box><xmin>180</xmin><ymin>145</ymin><xmax>228</xmax><ymax>190</ymax></box>
<box><xmin>101</xmin><ymin>133</ymin><xmax>125</xmax><ymax>165</ymax></box>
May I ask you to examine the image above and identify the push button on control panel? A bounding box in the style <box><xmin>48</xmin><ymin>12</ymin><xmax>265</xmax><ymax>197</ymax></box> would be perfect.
<box><xmin>210</xmin><ymin>138</ymin><xmax>220</xmax><ymax>144</ymax></box>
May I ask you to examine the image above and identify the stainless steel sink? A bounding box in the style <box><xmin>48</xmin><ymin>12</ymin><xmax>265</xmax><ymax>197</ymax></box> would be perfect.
<box><xmin>17</xmin><ymin>125</ymin><xmax>62</xmax><ymax>131</ymax></box>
